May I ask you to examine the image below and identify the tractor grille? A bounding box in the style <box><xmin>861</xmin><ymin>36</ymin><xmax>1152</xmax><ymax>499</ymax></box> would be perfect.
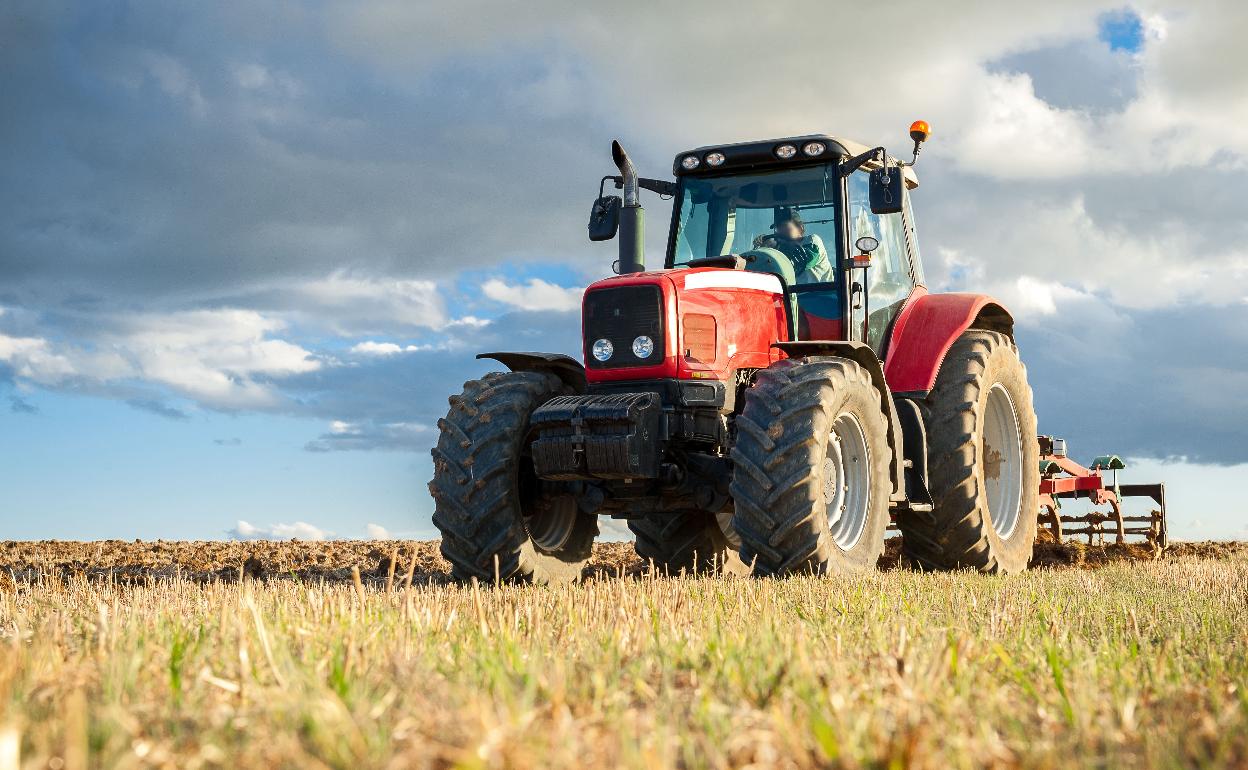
<box><xmin>583</xmin><ymin>285</ymin><xmax>664</xmax><ymax>369</ymax></box>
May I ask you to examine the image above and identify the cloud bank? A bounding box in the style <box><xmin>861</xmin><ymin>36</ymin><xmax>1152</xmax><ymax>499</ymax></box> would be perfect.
<box><xmin>4</xmin><ymin>0</ymin><xmax>1248</xmax><ymax>480</ymax></box>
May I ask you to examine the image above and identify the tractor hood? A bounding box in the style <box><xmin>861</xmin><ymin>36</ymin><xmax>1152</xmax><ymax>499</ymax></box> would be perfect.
<box><xmin>580</xmin><ymin>268</ymin><xmax>788</xmax><ymax>385</ymax></box>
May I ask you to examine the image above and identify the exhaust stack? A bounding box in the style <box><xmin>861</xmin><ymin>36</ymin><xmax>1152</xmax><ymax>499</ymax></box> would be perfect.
<box><xmin>611</xmin><ymin>140</ymin><xmax>645</xmax><ymax>274</ymax></box>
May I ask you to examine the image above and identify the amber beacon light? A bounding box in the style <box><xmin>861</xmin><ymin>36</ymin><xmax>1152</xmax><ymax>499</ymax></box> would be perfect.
<box><xmin>904</xmin><ymin>120</ymin><xmax>930</xmax><ymax>166</ymax></box>
<box><xmin>909</xmin><ymin>120</ymin><xmax>930</xmax><ymax>143</ymax></box>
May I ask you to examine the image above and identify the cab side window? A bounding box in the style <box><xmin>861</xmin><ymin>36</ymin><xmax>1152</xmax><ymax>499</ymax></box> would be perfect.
<box><xmin>903</xmin><ymin>192</ymin><xmax>925</xmax><ymax>286</ymax></box>
<box><xmin>848</xmin><ymin>170</ymin><xmax>916</xmax><ymax>352</ymax></box>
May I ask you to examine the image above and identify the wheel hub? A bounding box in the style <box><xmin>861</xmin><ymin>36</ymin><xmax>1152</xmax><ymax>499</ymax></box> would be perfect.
<box><xmin>524</xmin><ymin>495</ymin><xmax>579</xmax><ymax>552</ymax></box>
<box><xmin>983</xmin><ymin>383</ymin><xmax>1024</xmax><ymax>538</ymax></box>
<box><xmin>824</xmin><ymin>412</ymin><xmax>871</xmax><ymax>550</ymax></box>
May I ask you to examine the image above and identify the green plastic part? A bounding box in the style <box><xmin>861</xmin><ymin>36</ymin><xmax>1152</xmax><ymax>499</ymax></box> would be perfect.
<box><xmin>1090</xmin><ymin>455</ymin><xmax>1126</xmax><ymax>470</ymax></box>
<box><xmin>743</xmin><ymin>247</ymin><xmax>800</xmax><ymax>334</ymax></box>
<box><xmin>1039</xmin><ymin>460</ymin><xmax>1061</xmax><ymax>475</ymax></box>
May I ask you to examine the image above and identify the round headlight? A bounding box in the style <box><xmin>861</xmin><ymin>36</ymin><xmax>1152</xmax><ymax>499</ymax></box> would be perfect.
<box><xmin>802</xmin><ymin>141</ymin><xmax>826</xmax><ymax>157</ymax></box>
<box><xmin>631</xmin><ymin>335</ymin><xmax>654</xmax><ymax>359</ymax></box>
<box><xmin>705</xmin><ymin>152</ymin><xmax>726</xmax><ymax>167</ymax></box>
<box><xmin>681</xmin><ymin>155</ymin><xmax>700</xmax><ymax>170</ymax></box>
<box><xmin>775</xmin><ymin>144</ymin><xmax>798</xmax><ymax>159</ymax></box>
<box><xmin>591</xmin><ymin>338</ymin><xmax>614</xmax><ymax>362</ymax></box>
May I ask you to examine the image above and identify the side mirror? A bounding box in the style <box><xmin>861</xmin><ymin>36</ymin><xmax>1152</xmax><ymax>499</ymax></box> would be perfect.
<box><xmin>869</xmin><ymin>167</ymin><xmax>904</xmax><ymax>215</ymax></box>
<box><xmin>588</xmin><ymin>195</ymin><xmax>621</xmax><ymax>241</ymax></box>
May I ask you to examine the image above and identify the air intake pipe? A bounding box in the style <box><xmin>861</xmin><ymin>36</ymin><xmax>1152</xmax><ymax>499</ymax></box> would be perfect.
<box><xmin>612</xmin><ymin>140</ymin><xmax>644</xmax><ymax>274</ymax></box>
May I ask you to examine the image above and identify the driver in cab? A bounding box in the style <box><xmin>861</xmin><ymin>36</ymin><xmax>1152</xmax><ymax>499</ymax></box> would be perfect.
<box><xmin>753</xmin><ymin>209</ymin><xmax>832</xmax><ymax>283</ymax></box>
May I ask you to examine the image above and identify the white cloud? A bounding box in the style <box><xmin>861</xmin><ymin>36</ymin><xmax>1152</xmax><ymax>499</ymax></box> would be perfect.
<box><xmin>0</xmin><ymin>335</ymin><xmax>81</xmax><ymax>384</ymax></box>
<box><xmin>1005</xmin><ymin>277</ymin><xmax>1096</xmax><ymax>318</ymax></box>
<box><xmin>232</xmin><ymin>62</ymin><xmax>303</xmax><ymax>98</ymax></box>
<box><xmin>140</xmin><ymin>51</ymin><xmax>207</xmax><ymax>117</ymax></box>
<box><xmin>305</xmin><ymin>419</ymin><xmax>432</xmax><ymax>452</ymax></box>
<box><xmin>227</xmin><ymin>520</ymin><xmax>332</xmax><ymax>541</ymax></box>
<box><xmin>0</xmin><ymin>309</ymin><xmax>318</xmax><ymax>409</ymax></box>
<box><xmin>482</xmin><ymin>278</ymin><xmax>583</xmax><ymax>312</ymax></box>
<box><xmin>956</xmin><ymin>72</ymin><xmax>1096</xmax><ymax>179</ymax></box>
<box><xmin>365</xmin><ymin>523</ymin><xmax>391</xmax><ymax>539</ymax></box>
<box><xmin>113</xmin><ymin>310</ymin><xmax>320</xmax><ymax>407</ymax></box>
<box><xmin>348</xmin><ymin>339</ymin><xmax>453</xmax><ymax>356</ymax></box>
<box><xmin>928</xmin><ymin>193</ymin><xmax>1248</xmax><ymax>313</ymax></box>
<box><xmin>351</xmin><ymin>341</ymin><xmax>405</xmax><ymax>355</ymax></box>
<box><xmin>294</xmin><ymin>272</ymin><xmax>447</xmax><ymax>333</ymax></box>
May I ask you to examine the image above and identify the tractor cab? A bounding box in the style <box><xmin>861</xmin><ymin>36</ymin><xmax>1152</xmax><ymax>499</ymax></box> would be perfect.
<box><xmin>667</xmin><ymin>134</ymin><xmax>924</xmax><ymax>354</ymax></box>
<box><xmin>589</xmin><ymin>132</ymin><xmax>927</xmax><ymax>355</ymax></box>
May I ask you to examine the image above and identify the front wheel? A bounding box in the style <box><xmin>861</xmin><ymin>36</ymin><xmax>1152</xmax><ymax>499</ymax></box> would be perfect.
<box><xmin>729</xmin><ymin>357</ymin><xmax>892</xmax><ymax>575</ymax></box>
<box><xmin>629</xmin><ymin>510</ymin><xmax>746</xmax><ymax>575</ymax></box>
<box><xmin>430</xmin><ymin>371</ymin><xmax>598</xmax><ymax>583</ymax></box>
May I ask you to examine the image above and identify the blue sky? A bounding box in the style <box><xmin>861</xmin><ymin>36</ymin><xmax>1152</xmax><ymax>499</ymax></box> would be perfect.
<box><xmin>2</xmin><ymin>1</ymin><xmax>1247</xmax><ymax>541</ymax></box>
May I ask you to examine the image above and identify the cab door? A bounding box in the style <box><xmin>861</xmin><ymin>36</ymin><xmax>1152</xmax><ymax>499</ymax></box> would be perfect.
<box><xmin>848</xmin><ymin>170</ymin><xmax>918</xmax><ymax>354</ymax></box>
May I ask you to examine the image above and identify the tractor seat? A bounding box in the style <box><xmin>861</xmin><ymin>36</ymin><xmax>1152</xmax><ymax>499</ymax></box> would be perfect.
<box><xmin>741</xmin><ymin>246</ymin><xmax>795</xmax><ymax>286</ymax></box>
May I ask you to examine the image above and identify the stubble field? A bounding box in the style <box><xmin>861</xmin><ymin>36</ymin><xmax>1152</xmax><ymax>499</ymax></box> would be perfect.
<box><xmin>1</xmin><ymin>539</ymin><xmax>1246</xmax><ymax>769</ymax></box>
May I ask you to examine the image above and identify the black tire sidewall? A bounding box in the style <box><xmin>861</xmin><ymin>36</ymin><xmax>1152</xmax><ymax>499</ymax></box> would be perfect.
<box><xmin>972</xmin><ymin>344</ymin><xmax>1039</xmax><ymax>570</ymax></box>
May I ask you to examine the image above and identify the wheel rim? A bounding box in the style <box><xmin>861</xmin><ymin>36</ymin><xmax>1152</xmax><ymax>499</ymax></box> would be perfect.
<box><xmin>983</xmin><ymin>383</ymin><xmax>1024</xmax><ymax>539</ymax></box>
<box><xmin>824</xmin><ymin>412</ymin><xmax>871</xmax><ymax>550</ymax></box>
<box><xmin>524</xmin><ymin>496</ymin><xmax>578</xmax><ymax>552</ymax></box>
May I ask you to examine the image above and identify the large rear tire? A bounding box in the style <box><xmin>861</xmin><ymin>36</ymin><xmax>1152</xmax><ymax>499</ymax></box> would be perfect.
<box><xmin>430</xmin><ymin>371</ymin><xmax>598</xmax><ymax>583</ymax></box>
<box><xmin>629</xmin><ymin>510</ymin><xmax>746</xmax><ymax>575</ymax></box>
<box><xmin>898</xmin><ymin>330</ymin><xmax>1039</xmax><ymax>573</ymax></box>
<box><xmin>729</xmin><ymin>358</ymin><xmax>892</xmax><ymax>576</ymax></box>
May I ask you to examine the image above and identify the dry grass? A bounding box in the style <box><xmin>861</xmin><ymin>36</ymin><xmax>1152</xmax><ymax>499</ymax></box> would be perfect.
<box><xmin>1</xmin><ymin>548</ymin><xmax>1246</xmax><ymax>769</ymax></box>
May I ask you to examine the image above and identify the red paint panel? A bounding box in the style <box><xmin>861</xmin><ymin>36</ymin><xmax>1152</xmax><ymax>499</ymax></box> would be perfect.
<box><xmin>1040</xmin><ymin>476</ymin><xmax>1108</xmax><ymax>495</ymax></box>
<box><xmin>883</xmin><ymin>290</ymin><xmax>1011</xmax><ymax>393</ymax></box>
<box><xmin>672</xmin><ymin>270</ymin><xmax>788</xmax><ymax>380</ymax></box>
<box><xmin>582</xmin><ymin>268</ymin><xmax>790</xmax><ymax>384</ymax></box>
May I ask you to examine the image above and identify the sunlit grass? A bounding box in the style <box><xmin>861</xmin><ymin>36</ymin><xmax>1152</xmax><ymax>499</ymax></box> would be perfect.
<box><xmin>2</xmin><ymin>556</ymin><xmax>1246</xmax><ymax>768</ymax></box>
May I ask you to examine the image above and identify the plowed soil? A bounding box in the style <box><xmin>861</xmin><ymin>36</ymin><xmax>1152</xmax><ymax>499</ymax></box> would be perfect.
<box><xmin>2</xmin><ymin>537</ymin><xmax>1244</xmax><ymax>586</ymax></box>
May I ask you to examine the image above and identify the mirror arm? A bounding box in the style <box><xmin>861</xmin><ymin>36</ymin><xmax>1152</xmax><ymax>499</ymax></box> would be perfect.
<box><xmin>608</xmin><ymin>175</ymin><xmax>677</xmax><ymax>197</ymax></box>
<box><xmin>840</xmin><ymin>146</ymin><xmax>887</xmax><ymax>177</ymax></box>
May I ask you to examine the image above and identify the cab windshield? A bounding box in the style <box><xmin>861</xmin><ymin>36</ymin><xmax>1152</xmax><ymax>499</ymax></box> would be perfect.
<box><xmin>668</xmin><ymin>163</ymin><xmax>840</xmax><ymax>289</ymax></box>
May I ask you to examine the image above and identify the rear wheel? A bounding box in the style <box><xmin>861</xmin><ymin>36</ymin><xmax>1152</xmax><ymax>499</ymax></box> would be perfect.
<box><xmin>629</xmin><ymin>510</ymin><xmax>745</xmax><ymax>575</ymax></box>
<box><xmin>430</xmin><ymin>371</ymin><xmax>598</xmax><ymax>583</ymax></box>
<box><xmin>730</xmin><ymin>357</ymin><xmax>891</xmax><ymax>575</ymax></box>
<box><xmin>898</xmin><ymin>330</ymin><xmax>1039</xmax><ymax>573</ymax></box>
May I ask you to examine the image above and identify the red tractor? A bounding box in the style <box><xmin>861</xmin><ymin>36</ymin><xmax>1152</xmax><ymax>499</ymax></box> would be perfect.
<box><xmin>430</xmin><ymin>123</ymin><xmax>1156</xmax><ymax>582</ymax></box>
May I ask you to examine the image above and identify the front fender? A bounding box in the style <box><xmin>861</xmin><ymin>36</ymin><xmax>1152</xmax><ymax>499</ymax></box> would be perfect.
<box><xmin>883</xmin><ymin>291</ymin><xmax>1014</xmax><ymax>395</ymax></box>
<box><xmin>476</xmin><ymin>352</ymin><xmax>586</xmax><ymax>393</ymax></box>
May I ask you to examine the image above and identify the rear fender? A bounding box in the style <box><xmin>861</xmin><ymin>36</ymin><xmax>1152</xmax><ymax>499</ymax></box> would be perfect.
<box><xmin>476</xmin><ymin>352</ymin><xmax>586</xmax><ymax>393</ymax></box>
<box><xmin>883</xmin><ymin>292</ymin><xmax>1014</xmax><ymax>396</ymax></box>
<box><xmin>772</xmin><ymin>341</ymin><xmax>905</xmax><ymax>501</ymax></box>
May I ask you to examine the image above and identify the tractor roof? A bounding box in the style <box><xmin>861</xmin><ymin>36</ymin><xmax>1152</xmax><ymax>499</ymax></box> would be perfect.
<box><xmin>673</xmin><ymin>134</ymin><xmax>919</xmax><ymax>189</ymax></box>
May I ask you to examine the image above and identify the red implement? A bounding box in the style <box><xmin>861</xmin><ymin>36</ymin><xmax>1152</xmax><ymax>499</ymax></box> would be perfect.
<box><xmin>1036</xmin><ymin>435</ymin><xmax>1167</xmax><ymax>550</ymax></box>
